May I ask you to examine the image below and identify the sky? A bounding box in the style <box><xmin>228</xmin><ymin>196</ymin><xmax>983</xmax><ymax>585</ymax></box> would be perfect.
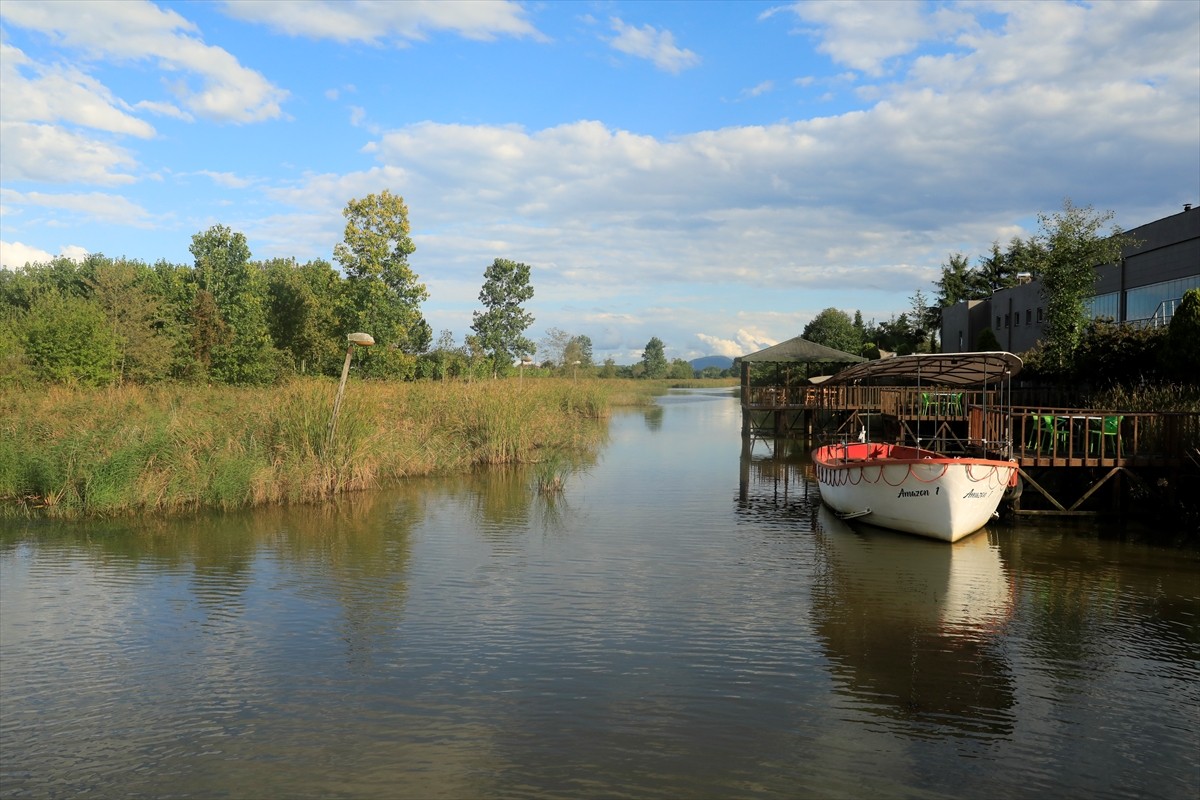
<box><xmin>2</xmin><ymin>0</ymin><xmax>1198</xmax><ymax>364</ymax></box>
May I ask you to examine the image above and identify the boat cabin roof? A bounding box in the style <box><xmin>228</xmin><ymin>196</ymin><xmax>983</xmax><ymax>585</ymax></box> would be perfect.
<box><xmin>825</xmin><ymin>351</ymin><xmax>1022</xmax><ymax>387</ymax></box>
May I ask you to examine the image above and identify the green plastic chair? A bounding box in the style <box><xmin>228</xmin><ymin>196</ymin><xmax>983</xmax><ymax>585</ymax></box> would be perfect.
<box><xmin>948</xmin><ymin>393</ymin><xmax>964</xmax><ymax>415</ymax></box>
<box><xmin>1027</xmin><ymin>414</ymin><xmax>1059</xmax><ymax>453</ymax></box>
<box><xmin>1026</xmin><ymin>414</ymin><xmax>1044</xmax><ymax>451</ymax></box>
<box><xmin>920</xmin><ymin>392</ymin><xmax>934</xmax><ymax>416</ymax></box>
<box><xmin>1088</xmin><ymin>415</ymin><xmax>1123</xmax><ymax>458</ymax></box>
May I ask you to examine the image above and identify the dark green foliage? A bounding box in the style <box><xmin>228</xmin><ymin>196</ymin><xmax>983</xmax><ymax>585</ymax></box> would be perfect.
<box><xmin>189</xmin><ymin>225</ymin><xmax>280</xmax><ymax>385</ymax></box>
<box><xmin>1164</xmin><ymin>289</ymin><xmax>1200</xmax><ymax>384</ymax></box>
<box><xmin>1073</xmin><ymin>320</ymin><xmax>1168</xmax><ymax>387</ymax></box>
<box><xmin>263</xmin><ymin>257</ymin><xmax>344</xmax><ymax>375</ymax></box>
<box><xmin>976</xmin><ymin>326</ymin><xmax>1001</xmax><ymax>351</ymax></box>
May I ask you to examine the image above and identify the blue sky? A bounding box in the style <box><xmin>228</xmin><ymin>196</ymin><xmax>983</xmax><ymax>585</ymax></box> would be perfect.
<box><xmin>2</xmin><ymin>1</ymin><xmax>1198</xmax><ymax>363</ymax></box>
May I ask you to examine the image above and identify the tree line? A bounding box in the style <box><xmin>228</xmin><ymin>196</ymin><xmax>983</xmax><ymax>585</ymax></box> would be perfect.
<box><xmin>0</xmin><ymin>191</ymin><xmax>562</xmax><ymax>386</ymax></box>
<box><xmin>6</xmin><ymin>194</ymin><xmax>1190</xmax><ymax>389</ymax></box>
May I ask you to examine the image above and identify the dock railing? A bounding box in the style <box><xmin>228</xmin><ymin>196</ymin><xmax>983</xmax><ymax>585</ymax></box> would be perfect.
<box><xmin>1007</xmin><ymin>407</ymin><xmax>1197</xmax><ymax>467</ymax></box>
<box><xmin>744</xmin><ymin>384</ymin><xmax>1198</xmax><ymax>467</ymax></box>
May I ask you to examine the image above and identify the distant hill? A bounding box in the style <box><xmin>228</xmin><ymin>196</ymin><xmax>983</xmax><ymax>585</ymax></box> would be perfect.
<box><xmin>689</xmin><ymin>355</ymin><xmax>734</xmax><ymax>372</ymax></box>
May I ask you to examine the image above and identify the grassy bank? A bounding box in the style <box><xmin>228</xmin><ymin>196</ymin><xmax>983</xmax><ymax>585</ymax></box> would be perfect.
<box><xmin>0</xmin><ymin>378</ymin><xmax>661</xmax><ymax>518</ymax></box>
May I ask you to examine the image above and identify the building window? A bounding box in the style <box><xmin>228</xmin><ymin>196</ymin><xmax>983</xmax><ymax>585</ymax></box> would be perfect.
<box><xmin>1014</xmin><ymin>313</ymin><xmax>1020</xmax><ymax>327</ymax></box>
<box><xmin>996</xmin><ymin>315</ymin><xmax>1001</xmax><ymax>329</ymax></box>
<box><xmin>1086</xmin><ymin>291</ymin><xmax>1120</xmax><ymax>322</ymax></box>
<box><xmin>1026</xmin><ymin>309</ymin><xmax>1032</xmax><ymax>325</ymax></box>
<box><xmin>1004</xmin><ymin>313</ymin><xmax>1010</xmax><ymax>328</ymax></box>
<box><xmin>1125</xmin><ymin>275</ymin><xmax>1200</xmax><ymax>326</ymax></box>
<box><xmin>1037</xmin><ymin>307</ymin><xmax>1044</xmax><ymax>323</ymax></box>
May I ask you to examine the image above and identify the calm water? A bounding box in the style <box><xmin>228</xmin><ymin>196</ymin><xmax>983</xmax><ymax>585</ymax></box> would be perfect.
<box><xmin>2</xmin><ymin>389</ymin><xmax>1197</xmax><ymax>799</ymax></box>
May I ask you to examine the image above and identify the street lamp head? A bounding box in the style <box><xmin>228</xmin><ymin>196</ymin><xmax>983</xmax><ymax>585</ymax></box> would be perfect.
<box><xmin>347</xmin><ymin>332</ymin><xmax>375</xmax><ymax>347</ymax></box>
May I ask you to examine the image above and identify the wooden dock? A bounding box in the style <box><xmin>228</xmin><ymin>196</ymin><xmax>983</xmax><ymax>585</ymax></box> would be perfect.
<box><xmin>740</xmin><ymin>383</ymin><xmax>1199</xmax><ymax>517</ymax></box>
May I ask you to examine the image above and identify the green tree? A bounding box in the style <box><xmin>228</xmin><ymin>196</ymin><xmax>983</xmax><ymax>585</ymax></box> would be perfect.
<box><xmin>640</xmin><ymin>336</ymin><xmax>668</xmax><ymax>378</ymax></box>
<box><xmin>976</xmin><ymin>241</ymin><xmax>1024</xmax><ymax>293</ymax></box>
<box><xmin>908</xmin><ymin>289</ymin><xmax>937</xmax><ymax>352</ymax></box>
<box><xmin>263</xmin><ymin>257</ymin><xmax>343</xmax><ymax>375</ymax></box>
<box><xmin>667</xmin><ymin>358</ymin><xmax>694</xmax><ymax>379</ymax></box>
<box><xmin>565</xmin><ymin>335</ymin><xmax>593</xmax><ymax>371</ymax></box>
<box><xmin>802</xmin><ymin>308</ymin><xmax>862</xmax><ymax>354</ymax></box>
<box><xmin>189</xmin><ymin>225</ymin><xmax>278</xmax><ymax>384</ymax></box>
<box><xmin>22</xmin><ymin>291</ymin><xmax>119</xmax><ymax>385</ymax></box>
<box><xmin>149</xmin><ymin>259</ymin><xmax>203</xmax><ymax>379</ymax></box>
<box><xmin>976</xmin><ymin>326</ymin><xmax>1001</xmax><ymax>351</ymax></box>
<box><xmin>471</xmin><ymin>258</ymin><xmax>535</xmax><ymax>377</ymax></box>
<box><xmin>334</xmin><ymin>191</ymin><xmax>431</xmax><ymax>375</ymax></box>
<box><xmin>1035</xmin><ymin>200</ymin><xmax>1135</xmax><ymax>373</ymax></box>
<box><xmin>85</xmin><ymin>258</ymin><xmax>176</xmax><ymax>384</ymax></box>
<box><xmin>1164</xmin><ymin>288</ymin><xmax>1200</xmax><ymax>382</ymax></box>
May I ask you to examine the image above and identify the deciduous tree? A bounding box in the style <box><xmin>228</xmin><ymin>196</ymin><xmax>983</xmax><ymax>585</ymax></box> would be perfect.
<box><xmin>189</xmin><ymin>225</ymin><xmax>278</xmax><ymax>384</ymax></box>
<box><xmin>640</xmin><ymin>336</ymin><xmax>667</xmax><ymax>378</ymax></box>
<box><xmin>1035</xmin><ymin>200</ymin><xmax>1135</xmax><ymax>373</ymax></box>
<box><xmin>802</xmin><ymin>308</ymin><xmax>861</xmax><ymax>355</ymax></box>
<box><xmin>334</xmin><ymin>191</ymin><xmax>431</xmax><ymax>375</ymax></box>
<box><xmin>471</xmin><ymin>258</ymin><xmax>535</xmax><ymax>377</ymax></box>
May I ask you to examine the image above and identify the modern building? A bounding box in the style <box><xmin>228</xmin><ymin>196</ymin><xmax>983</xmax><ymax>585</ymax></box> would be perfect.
<box><xmin>941</xmin><ymin>204</ymin><xmax>1200</xmax><ymax>354</ymax></box>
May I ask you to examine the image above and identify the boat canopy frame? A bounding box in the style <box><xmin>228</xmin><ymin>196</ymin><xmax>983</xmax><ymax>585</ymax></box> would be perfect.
<box><xmin>825</xmin><ymin>351</ymin><xmax>1023</xmax><ymax>457</ymax></box>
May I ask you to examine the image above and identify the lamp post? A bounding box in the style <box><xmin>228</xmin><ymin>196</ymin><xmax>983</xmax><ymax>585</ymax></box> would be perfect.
<box><xmin>326</xmin><ymin>332</ymin><xmax>374</xmax><ymax>455</ymax></box>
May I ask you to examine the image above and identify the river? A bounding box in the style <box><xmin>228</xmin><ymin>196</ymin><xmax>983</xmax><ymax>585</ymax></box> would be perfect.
<box><xmin>2</xmin><ymin>388</ymin><xmax>1197</xmax><ymax>799</ymax></box>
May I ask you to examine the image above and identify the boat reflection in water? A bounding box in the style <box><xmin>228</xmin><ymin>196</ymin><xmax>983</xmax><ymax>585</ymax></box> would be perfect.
<box><xmin>812</xmin><ymin>506</ymin><xmax>1016</xmax><ymax>737</ymax></box>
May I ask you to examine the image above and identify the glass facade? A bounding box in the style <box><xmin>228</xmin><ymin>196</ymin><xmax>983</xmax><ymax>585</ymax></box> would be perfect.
<box><xmin>1086</xmin><ymin>292</ymin><xmax>1120</xmax><ymax>321</ymax></box>
<box><xmin>1124</xmin><ymin>276</ymin><xmax>1200</xmax><ymax>323</ymax></box>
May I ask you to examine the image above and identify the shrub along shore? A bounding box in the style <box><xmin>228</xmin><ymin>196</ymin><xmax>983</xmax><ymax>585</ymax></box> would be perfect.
<box><xmin>0</xmin><ymin>378</ymin><xmax>671</xmax><ymax>519</ymax></box>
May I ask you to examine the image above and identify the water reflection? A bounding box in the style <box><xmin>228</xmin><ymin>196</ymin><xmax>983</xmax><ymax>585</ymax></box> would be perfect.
<box><xmin>812</xmin><ymin>506</ymin><xmax>1016</xmax><ymax>738</ymax></box>
<box><xmin>736</xmin><ymin>435</ymin><xmax>815</xmax><ymax>513</ymax></box>
<box><xmin>2</xmin><ymin>390</ymin><xmax>1198</xmax><ymax>800</ymax></box>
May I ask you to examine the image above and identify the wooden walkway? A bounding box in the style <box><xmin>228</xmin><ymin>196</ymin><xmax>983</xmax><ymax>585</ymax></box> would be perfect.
<box><xmin>741</xmin><ymin>384</ymin><xmax>1199</xmax><ymax>516</ymax></box>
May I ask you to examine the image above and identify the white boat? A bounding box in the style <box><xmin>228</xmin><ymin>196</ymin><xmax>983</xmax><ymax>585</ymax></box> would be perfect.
<box><xmin>811</xmin><ymin>352</ymin><xmax>1022</xmax><ymax>543</ymax></box>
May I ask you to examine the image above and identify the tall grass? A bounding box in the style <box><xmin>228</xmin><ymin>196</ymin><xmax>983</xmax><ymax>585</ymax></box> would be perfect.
<box><xmin>0</xmin><ymin>377</ymin><xmax>637</xmax><ymax>518</ymax></box>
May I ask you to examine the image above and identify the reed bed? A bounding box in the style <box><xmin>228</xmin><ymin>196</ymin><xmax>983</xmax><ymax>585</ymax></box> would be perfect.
<box><xmin>0</xmin><ymin>378</ymin><xmax>645</xmax><ymax>518</ymax></box>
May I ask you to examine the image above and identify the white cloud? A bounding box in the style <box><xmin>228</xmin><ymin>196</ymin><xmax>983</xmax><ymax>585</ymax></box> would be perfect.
<box><xmin>775</xmin><ymin>0</ymin><xmax>942</xmax><ymax>77</ymax></box>
<box><xmin>1</xmin><ymin>0</ymin><xmax>287</xmax><ymax>124</ymax></box>
<box><xmin>697</xmin><ymin>329</ymin><xmax>778</xmax><ymax>358</ymax></box>
<box><xmin>0</xmin><ymin>122</ymin><xmax>139</xmax><ymax>185</ymax></box>
<box><xmin>0</xmin><ymin>240</ymin><xmax>89</xmax><ymax>269</ymax></box>
<box><xmin>221</xmin><ymin>0</ymin><xmax>543</xmax><ymax>44</ymax></box>
<box><xmin>606</xmin><ymin>17</ymin><xmax>700</xmax><ymax>74</ymax></box>
<box><xmin>195</xmin><ymin>170</ymin><xmax>251</xmax><ymax>189</ymax></box>
<box><xmin>0</xmin><ymin>43</ymin><xmax>156</xmax><ymax>137</ymax></box>
<box><xmin>741</xmin><ymin>80</ymin><xmax>775</xmax><ymax>99</ymax></box>
<box><xmin>2</xmin><ymin>188</ymin><xmax>154</xmax><ymax>227</ymax></box>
